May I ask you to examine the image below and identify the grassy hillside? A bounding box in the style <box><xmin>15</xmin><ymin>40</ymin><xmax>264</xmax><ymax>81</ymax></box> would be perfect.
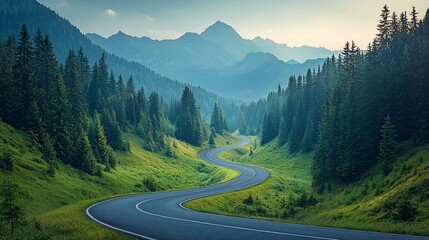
<box><xmin>0</xmin><ymin>122</ymin><xmax>238</xmax><ymax>239</ymax></box>
<box><xmin>185</xmin><ymin>137</ymin><xmax>429</xmax><ymax>236</ymax></box>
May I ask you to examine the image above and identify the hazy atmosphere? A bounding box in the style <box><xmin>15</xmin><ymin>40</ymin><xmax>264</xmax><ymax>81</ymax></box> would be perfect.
<box><xmin>1</xmin><ymin>0</ymin><xmax>429</xmax><ymax>239</ymax></box>
<box><xmin>38</xmin><ymin>0</ymin><xmax>428</xmax><ymax>50</ymax></box>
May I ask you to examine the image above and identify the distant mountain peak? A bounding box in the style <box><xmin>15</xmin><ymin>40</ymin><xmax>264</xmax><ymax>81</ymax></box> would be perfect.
<box><xmin>201</xmin><ymin>20</ymin><xmax>240</xmax><ymax>38</ymax></box>
<box><xmin>286</xmin><ymin>59</ymin><xmax>300</xmax><ymax>65</ymax></box>
<box><xmin>110</xmin><ymin>30</ymin><xmax>130</xmax><ymax>38</ymax></box>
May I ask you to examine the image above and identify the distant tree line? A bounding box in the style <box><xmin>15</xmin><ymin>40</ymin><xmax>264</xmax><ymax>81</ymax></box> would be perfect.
<box><xmin>0</xmin><ymin>25</ymin><xmax>224</xmax><ymax>176</ymax></box>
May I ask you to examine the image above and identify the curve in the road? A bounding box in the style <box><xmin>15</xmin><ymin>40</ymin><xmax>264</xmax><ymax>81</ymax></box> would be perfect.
<box><xmin>87</xmin><ymin>136</ymin><xmax>429</xmax><ymax>240</ymax></box>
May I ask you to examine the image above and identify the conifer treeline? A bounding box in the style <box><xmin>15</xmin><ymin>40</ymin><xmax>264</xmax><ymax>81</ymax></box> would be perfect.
<box><xmin>237</xmin><ymin>6</ymin><xmax>429</xmax><ymax>192</ymax></box>
<box><xmin>0</xmin><ymin>25</ymin><xmax>209</xmax><ymax>175</ymax></box>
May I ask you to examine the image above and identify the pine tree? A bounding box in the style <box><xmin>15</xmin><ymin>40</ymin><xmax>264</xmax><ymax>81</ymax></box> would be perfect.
<box><xmin>125</xmin><ymin>76</ymin><xmax>137</xmax><ymax>125</ymax></box>
<box><xmin>175</xmin><ymin>86</ymin><xmax>203</xmax><ymax>146</ymax></box>
<box><xmin>210</xmin><ymin>103</ymin><xmax>228</xmax><ymax>134</ymax></box>
<box><xmin>379</xmin><ymin>116</ymin><xmax>397</xmax><ymax>175</ymax></box>
<box><xmin>289</xmin><ymin>76</ymin><xmax>306</xmax><ymax>153</ymax></box>
<box><xmin>0</xmin><ymin>37</ymin><xmax>17</xmax><ymax>123</ymax></box>
<box><xmin>209</xmin><ymin>130</ymin><xmax>215</xmax><ymax>146</ymax></box>
<box><xmin>410</xmin><ymin>7</ymin><xmax>419</xmax><ymax>33</ymax></box>
<box><xmin>261</xmin><ymin>113</ymin><xmax>274</xmax><ymax>145</ymax></box>
<box><xmin>77</xmin><ymin>48</ymin><xmax>91</xmax><ymax>97</ymax></box>
<box><xmin>376</xmin><ymin>5</ymin><xmax>391</xmax><ymax>49</ymax></box>
<box><xmin>98</xmin><ymin>52</ymin><xmax>109</xmax><ymax>99</ymax></box>
<box><xmin>41</xmin><ymin>133</ymin><xmax>57</xmax><ymax>176</ymax></box>
<box><xmin>0</xmin><ymin>180</ymin><xmax>25</xmax><ymax>234</ymax></box>
<box><xmin>87</xmin><ymin>62</ymin><xmax>99</xmax><ymax>115</ymax></box>
<box><xmin>15</xmin><ymin>24</ymin><xmax>40</xmax><ymax>132</ymax></box>
<box><xmin>277</xmin><ymin>116</ymin><xmax>288</xmax><ymax>146</ymax></box>
<box><xmin>76</xmin><ymin>130</ymin><xmax>96</xmax><ymax>175</ymax></box>
<box><xmin>65</xmin><ymin>50</ymin><xmax>86</xmax><ymax>132</ymax></box>
<box><xmin>100</xmin><ymin>109</ymin><xmax>126</xmax><ymax>151</ymax></box>
<box><xmin>51</xmin><ymin>70</ymin><xmax>73</xmax><ymax>164</ymax></box>
<box><xmin>148</xmin><ymin>92</ymin><xmax>164</xmax><ymax>151</ymax></box>
<box><xmin>93</xmin><ymin>113</ymin><xmax>116</xmax><ymax>169</ymax></box>
<box><xmin>115</xmin><ymin>75</ymin><xmax>127</xmax><ymax>130</ymax></box>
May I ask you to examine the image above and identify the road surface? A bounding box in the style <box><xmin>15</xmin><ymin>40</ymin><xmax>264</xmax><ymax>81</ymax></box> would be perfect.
<box><xmin>87</xmin><ymin>136</ymin><xmax>429</xmax><ymax>240</ymax></box>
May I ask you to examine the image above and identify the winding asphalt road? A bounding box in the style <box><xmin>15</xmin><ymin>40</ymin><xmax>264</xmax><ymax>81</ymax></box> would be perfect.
<box><xmin>87</xmin><ymin>136</ymin><xmax>429</xmax><ymax>240</ymax></box>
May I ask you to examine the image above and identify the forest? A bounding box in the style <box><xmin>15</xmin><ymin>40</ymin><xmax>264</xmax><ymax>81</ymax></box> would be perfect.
<box><xmin>233</xmin><ymin>6</ymin><xmax>429</xmax><ymax>192</ymax></box>
<box><xmin>0</xmin><ymin>25</ymin><xmax>229</xmax><ymax>176</ymax></box>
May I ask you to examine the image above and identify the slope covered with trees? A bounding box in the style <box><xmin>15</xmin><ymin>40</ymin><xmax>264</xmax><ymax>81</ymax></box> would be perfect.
<box><xmin>186</xmin><ymin>8</ymin><xmax>429</xmax><ymax>229</ymax></box>
<box><xmin>312</xmin><ymin>6</ymin><xmax>429</xmax><ymax>191</ymax></box>
<box><xmin>0</xmin><ymin>25</ymin><xmax>237</xmax><ymax>238</ymax></box>
<box><xmin>236</xmin><ymin>6</ymin><xmax>429</xmax><ymax>193</ymax></box>
<box><xmin>0</xmin><ymin>0</ymin><xmax>237</xmax><ymax>120</ymax></box>
<box><xmin>0</xmin><ymin>25</ymin><xmax>215</xmax><ymax>177</ymax></box>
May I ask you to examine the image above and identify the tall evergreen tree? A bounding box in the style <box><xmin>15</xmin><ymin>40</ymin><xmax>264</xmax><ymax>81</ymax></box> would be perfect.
<box><xmin>93</xmin><ymin>112</ymin><xmax>116</xmax><ymax>170</ymax></box>
<box><xmin>261</xmin><ymin>113</ymin><xmax>275</xmax><ymax>145</ymax></box>
<box><xmin>147</xmin><ymin>92</ymin><xmax>165</xmax><ymax>151</ymax></box>
<box><xmin>176</xmin><ymin>86</ymin><xmax>204</xmax><ymax>146</ymax></box>
<box><xmin>0</xmin><ymin>36</ymin><xmax>17</xmax><ymax>123</ymax></box>
<box><xmin>76</xmin><ymin>130</ymin><xmax>96</xmax><ymax>175</ymax></box>
<box><xmin>15</xmin><ymin>24</ymin><xmax>41</xmax><ymax>132</ymax></box>
<box><xmin>77</xmin><ymin>47</ymin><xmax>91</xmax><ymax>97</ymax></box>
<box><xmin>65</xmin><ymin>50</ymin><xmax>86</xmax><ymax>133</ymax></box>
<box><xmin>0</xmin><ymin>180</ymin><xmax>25</xmax><ymax>234</ymax></box>
<box><xmin>211</xmin><ymin>103</ymin><xmax>228</xmax><ymax>134</ymax></box>
<box><xmin>51</xmin><ymin>70</ymin><xmax>73</xmax><ymax>164</ymax></box>
<box><xmin>379</xmin><ymin>116</ymin><xmax>397</xmax><ymax>175</ymax></box>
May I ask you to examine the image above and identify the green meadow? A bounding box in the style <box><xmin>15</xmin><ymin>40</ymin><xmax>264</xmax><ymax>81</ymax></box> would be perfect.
<box><xmin>0</xmin><ymin>122</ymin><xmax>238</xmax><ymax>239</ymax></box>
<box><xmin>186</xmin><ymin>137</ymin><xmax>429</xmax><ymax>236</ymax></box>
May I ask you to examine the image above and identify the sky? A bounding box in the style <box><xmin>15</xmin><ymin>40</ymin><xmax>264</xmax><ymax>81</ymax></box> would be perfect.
<box><xmin>37</xmin><ymin>0</ymin><xmax>428</xmax><ymax>50</ymax></box>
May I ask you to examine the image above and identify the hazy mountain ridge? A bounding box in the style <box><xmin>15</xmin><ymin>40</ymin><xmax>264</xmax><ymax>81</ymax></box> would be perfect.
<box><xmin>0</xmin><ymin>0</ymin><xmax>228</xmax><ymax>117</ymax></box>
<box><xmin>87</xmin><ymin>21</ymin><xmax>335</xmax><ymax>100</ymax></box>
<box><xmin>252</xmin><ymin>36</ymin><xmax>341</xmax><ymax>62</ymax></box>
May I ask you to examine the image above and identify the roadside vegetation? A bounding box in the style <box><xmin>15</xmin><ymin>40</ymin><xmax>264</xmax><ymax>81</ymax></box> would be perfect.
<box><xmin>186</xmin><ymin>137</ymin><xmax>429</xmax><ymax>236</ymax></box>
<box><xmin>0</xmin><ymin>121</ymin><xmax>238</xmax><ymax>239</ymax></box>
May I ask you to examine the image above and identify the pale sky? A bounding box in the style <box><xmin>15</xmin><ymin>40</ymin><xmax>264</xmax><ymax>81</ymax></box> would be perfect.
<box><xmin>37</xmin><ymin>0</ymin><xmax>428</xmax><ymax>50</ymax></box>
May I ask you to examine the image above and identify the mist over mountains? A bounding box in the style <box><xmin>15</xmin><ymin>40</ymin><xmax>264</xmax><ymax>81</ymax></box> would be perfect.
<box><xmin>87</xmin><ymin>21</ymin><xmax>337</xmax><ymax>100</ymax></box>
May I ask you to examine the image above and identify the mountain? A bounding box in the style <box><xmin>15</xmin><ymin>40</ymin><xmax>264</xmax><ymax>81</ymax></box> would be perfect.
<box><xmin>86</xmin><ymin>21</ymin><xmax>335</xmax><ymax>100</ymax></box>
<box><xmin>0</xmin><ymin>0</ymin><xmax>225</xmax><ymax>117</ymax></box>
<box><xmin>286</xmin><ymin>59</ymin><xmax>300</xmax><ymax>65</ymax></box>
<box><xmin>210</xmin><ymin>53</ymin><xmax>325</xmax><ymax>100</ymax></box>
<box><xmin>200</xmin><ymin>21</ymin><xmax>259</xmax><ymax>61</ymax></box>
<box><xmin>252</xmin><ymin>36</ymin><xmax>340</xmax><ymax>63</ymax></box>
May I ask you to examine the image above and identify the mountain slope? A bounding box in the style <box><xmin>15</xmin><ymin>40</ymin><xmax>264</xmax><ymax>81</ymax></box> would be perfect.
<box><xmin>0</xmin><ymin>120</ymin><xmax>238</xmax><ymax>239</ymax></box>
<box><xmin>86</xmin><ymin>21</ymin><xmax>336</xmax><ymax>100</ymax></box>
<box><xmin>0</xmin><ymin>0</ymin><xmax>224</xmax><ymax>117</ymax></box>
<box><xmin>206</xmin><ymin>53</ymin><xmax>325</xmax><ymax>100</ymax></box>
<box><xmin>186</xmin><ymin>138</ymin><xmax>429</xmax><ymax>236</ymax></box>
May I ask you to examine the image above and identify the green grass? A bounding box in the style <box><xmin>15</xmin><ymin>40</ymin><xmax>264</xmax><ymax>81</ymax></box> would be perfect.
<box><xmin>211</xmin><ymin>132</ymin><xmax>240</xmax><ymax>147</ymax></box>
<box><xmin>185</xmin><ymin>137</ymin><xmax>313</xmax><ymax>219</ymax></box>
<box><xmin>0</xmin><ymin>122</ymin><xmax>238</xmax><ymax>239</ymax></box>
<box><xmin>185</xmin><ymin>137</ymin><xmax>429</xmax><ymax>236</ymax></box>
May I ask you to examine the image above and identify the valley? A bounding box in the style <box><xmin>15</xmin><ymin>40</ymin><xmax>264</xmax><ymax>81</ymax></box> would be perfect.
<box><xmin>1</xmin><ymin>0</ymin><xmax>429</xmax><ymax>239</ymax></box>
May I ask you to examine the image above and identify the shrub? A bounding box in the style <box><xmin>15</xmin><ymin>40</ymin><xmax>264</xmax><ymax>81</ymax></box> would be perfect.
<box><xmin>243</xmin><ymin>194</ymin><xmax>254</xmax><ymax>205</ymax></box>
<box><xmin>0</xmin><ymin>151</ymin><xmax>15</xmax><ymax>172</ymax></box>
<box><xmin>391</xmin><ymin>196</ymin><xmax>417</xmax><ymax>221</ymax></box>
<box><xmin>143</xmin><ymin>177</ymin><xmax>158</xmax><ymax>192</ymax></box>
